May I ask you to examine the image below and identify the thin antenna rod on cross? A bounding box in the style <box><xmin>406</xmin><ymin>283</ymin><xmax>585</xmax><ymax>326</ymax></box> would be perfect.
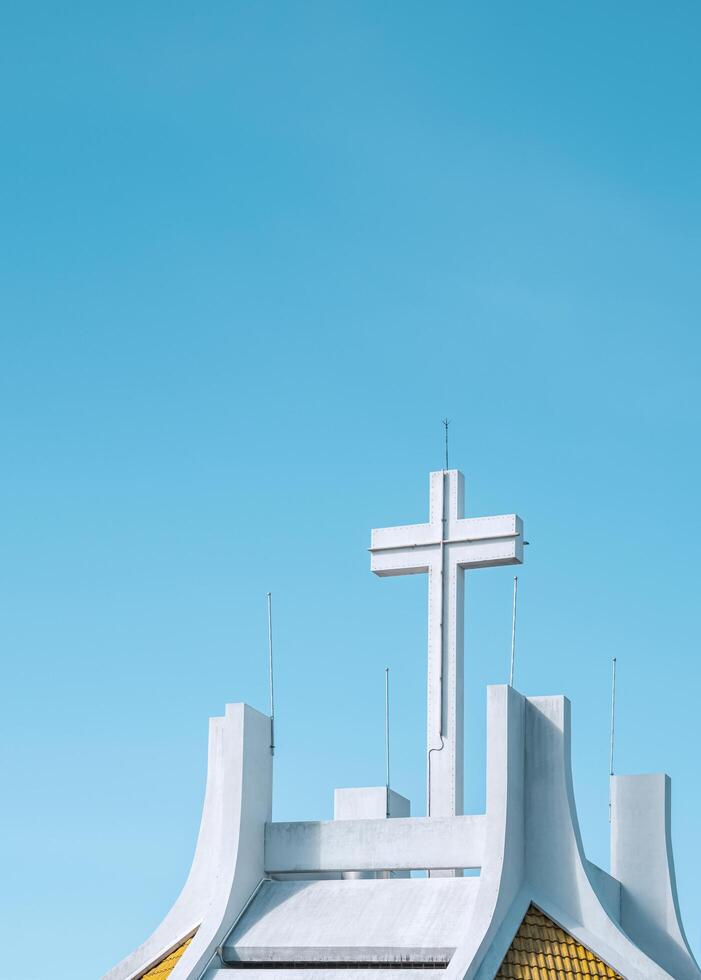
<box><xmin>442</xmin><ymin>419</ymin><xmax>450</xmax><ymax>471</ymax></box>
<box><xmin>608</xmin><ymin>657</ymin><xmax>617</xmax><ymax>822</ymax></box>
<box><xmin>509</xmin><ymin>576</ymin><xmax>519</xmax><ymax>687</ymax></box>
<box><xmin>385</xmin><ymin>667</ymin><xmax>391</xmax><ymax>816</ymax></box>
<box><xmin>267</xmin><ymin>592</ymin><xmax>275</xmax><ymax>756</ymax></box>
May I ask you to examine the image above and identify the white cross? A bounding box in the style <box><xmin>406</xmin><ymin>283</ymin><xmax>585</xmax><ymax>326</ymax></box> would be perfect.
<box><xmin>370</xmin><ymin>470</ymin><xmax>524</xmax><ymax>822</ymax></box>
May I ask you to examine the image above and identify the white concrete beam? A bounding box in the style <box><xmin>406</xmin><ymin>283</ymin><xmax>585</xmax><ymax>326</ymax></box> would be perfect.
<box><xmin>265</xmin><ymin>814</ymin><xmax>486</xmax><ymax>874</ymax></box>
<box><xmin>208</xmin><ymin>971</ymin><xmax>444</xmax><ymax>979</ymax></box>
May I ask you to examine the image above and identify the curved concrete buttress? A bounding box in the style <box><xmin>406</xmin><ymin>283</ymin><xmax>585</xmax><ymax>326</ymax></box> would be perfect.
<box><xmin>611</xmin><ymin>773</ymin><xmax>701</xmax><ymax>980</ymax></box>
<box><xmin>102</xmin><ymin>703</ymin><xmax>272</xmax><ymax>980</ymax></box>
<box><xmin>444</xmin><ymin>685</ymin><xmax>527</xmax><ymax>980</ymax></box>
<box><xmin>448</xmin><ymin>689</ymin><xmax>686</xmax><ymax>979</ymax></box>
<box><xmin>516</xmin><ymin>695</ymin><xmax>677</xmax><ymax>980</ymax></box>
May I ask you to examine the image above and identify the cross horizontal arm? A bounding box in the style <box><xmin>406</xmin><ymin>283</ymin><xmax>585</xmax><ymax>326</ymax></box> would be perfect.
<box><xmin>370</xmin><ymin>521</ymin><xmax>436</xmax><ymax>552</ymax></box>
<box><xmin>452</xmin><ymin>514</ymin><xmax>523</xmax><ymax>542</ymax></box>
<box><xmin>450</xmin><ymin>514</ymin><xmax>524</xmax><ymax>569</ymax></box>
<box><xmin>371</xmin><ymin>547</ymin><xmax>433</xmax><ymax>576</ymax></box>
<box><xmin>370</xmin><ymin>513</ymin><xmax>524</xmax><ymax>575</ymax></box>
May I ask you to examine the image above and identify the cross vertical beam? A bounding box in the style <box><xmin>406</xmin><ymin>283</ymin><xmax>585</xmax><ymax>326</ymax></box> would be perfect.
<box><xmin>370</xmin><ymin>470</ymin><xmax>524</xmax><ymax>827</ymax></box>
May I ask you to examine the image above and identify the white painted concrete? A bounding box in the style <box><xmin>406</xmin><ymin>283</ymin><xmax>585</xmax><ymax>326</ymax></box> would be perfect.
<box><xmin>101</xmin><ymin>703</ymin><xmax>272</xmax><ymax>980</ymax></box>
<box><xmin>172</xmin><ymin>704</ymin><xmax>272</xmax><ymax>980</ymax></box>
<box><xmin>265</xmin><ymin>814</ymin><xmax>486</xmax><ymax>874</ymax></box>
<box><xmin>371</xmin><ymin>470</ymin><xmax>523</xmax><ymax>821</ymax></box>
<box><xmin>454</xmin><ymin>691</ymin><xmax>686</xmax><ymax>980</ymax></box>
<box><xmin>102</xmin><ymin>686</ymin><xmax>701</xmax><ymax>980</ymax></box>
<box><xmin>517</xmin><ymin>695</ymin><xmax>661</xmax><ymax>980</ymax></box>
<box><xmin>446</xmin><ymin>684</ymin><xmax>525</xmax><ymax>980</ymax></box>
<box><xmin>210</xmin><ymin>971</ymin><xmax>444</xmax><ymax>980</ymax></box>
<box><xmin>611</xmin><ymin>773</ymin><xmax>700</xmax><ymax>980</ymax></box>
<box><xmin>222</xmin><ymin>877</ymin><xmax>478</xmax><ymax>964</ymax></box>
<box><xmin>334</xmin><ymin>786</ymin><xmax>410</xmax><ymax>820</ymax></box>
<box><xmin>333</xmin><ymin>787</ymin><xmax>411</xmax><ymax>879</ymax></box>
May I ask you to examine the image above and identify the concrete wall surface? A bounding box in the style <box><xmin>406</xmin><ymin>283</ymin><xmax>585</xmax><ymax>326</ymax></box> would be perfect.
<box><xmin>265</xmin><ymin>814</ymin><xmax>485</xmax><ymax>874</ymax></box>
<box><xmin>102</xmin><ymin>687</ymin><xmax>701</xmax><ymax>980</ymax></box>
<box><xmin>222</xmin><ymin>877</ymin><xmax>478</xmax><ymax>963</ymax></box>
<box><xmin>333</xmin><ymin>787</ymin><xmax>410</xmax><ymax>820</ymax></box>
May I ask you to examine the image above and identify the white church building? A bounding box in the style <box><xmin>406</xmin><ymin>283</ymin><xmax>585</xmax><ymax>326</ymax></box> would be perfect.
<box><xmin>103</xmin><ymin>470</ymin><xmax>700</xmax><ymax>980</ymax></box>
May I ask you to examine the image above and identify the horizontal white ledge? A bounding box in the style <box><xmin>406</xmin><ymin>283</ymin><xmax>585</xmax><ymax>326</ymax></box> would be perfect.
<box><xmin>264</xmin><ymin>814</ymin><xmax>486</xmax><ymax>873</ymax></box>
<box><xmin>210</xmin><ymin>971</ymin><xmax>445</xmax><ymax>979</ymax></box>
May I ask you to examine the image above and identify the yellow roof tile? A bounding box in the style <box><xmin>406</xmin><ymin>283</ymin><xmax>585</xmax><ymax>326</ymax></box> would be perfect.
<box><xmin>140</xmin><ymin>936</ymin><xmax>194</xmax><ymax>980</ymax></box>
<box><xmin>496</xmin><ymin>906</ymin><xmax>624</xmax><ymax>979</ymax></box>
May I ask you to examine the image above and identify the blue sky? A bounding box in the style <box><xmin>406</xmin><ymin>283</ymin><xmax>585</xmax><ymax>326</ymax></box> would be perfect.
<box><xmin>2</xmin><ymin>3</ymin><xmax>700</xmax><ymax>977</ymax></box>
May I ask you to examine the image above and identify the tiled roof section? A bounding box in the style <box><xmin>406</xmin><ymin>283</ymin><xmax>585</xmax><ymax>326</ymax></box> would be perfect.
<box><xmin>496</xmin><ymin>905</ymin><xmax>624</xmax><ymax>979</ymax></box>
<box><xmin>140</xmin><ymin>936</ymin><xmax>194</xmax><ymax>980</ymax></box>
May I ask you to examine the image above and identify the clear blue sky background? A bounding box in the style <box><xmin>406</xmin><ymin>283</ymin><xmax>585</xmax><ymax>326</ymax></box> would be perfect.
<box><xmin>1</xmin><ymin>4</ymin><xmax>700</xmax><ymax>978</ymax></box>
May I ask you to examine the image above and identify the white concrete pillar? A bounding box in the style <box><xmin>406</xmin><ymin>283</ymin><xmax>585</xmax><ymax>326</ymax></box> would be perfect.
<box><xmin>334</xmin><ymin>786</ymin><xmax>410</xmax><ymax>878</ymax></box>
<box><xmin>611</xmin><ymin>773</ymin><xmax>700</xmax><ymax>980</ymax></box>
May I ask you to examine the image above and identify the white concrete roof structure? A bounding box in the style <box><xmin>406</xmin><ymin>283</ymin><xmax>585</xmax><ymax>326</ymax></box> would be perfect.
<box><xmin>102</xmin><ymin>470</ymin><xmax>701</xmax><ymax>980</ymax></box>
<box><xmin>223</xmin><ymin>877</ymin><xmax>477</xmax><ymax>963</ymax></box>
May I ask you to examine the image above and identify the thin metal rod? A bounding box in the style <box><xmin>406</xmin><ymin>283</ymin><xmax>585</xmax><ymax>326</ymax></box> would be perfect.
<box><xmin>385</xmin><ymin>667</ymin><xmax>390</xmax><ymax>816</ymax></box>
<box><xmin>442</xmin><ymin>418</ymin><xmax>450</xmax><ymax>471</ymax></box>
<box><xmin>267</xmin><ymin>592</ymin><xmax>275</xmax><ymax>756</ymax></box>
<box><xmin>509</xmin><ymin>576</ymin><xmax>518</xmax><ymax>687</ymax></box>
<box><xmin>609</xmin><ymin>657</ymin><xmax>617</xmax><ymax>822</ymax></box>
